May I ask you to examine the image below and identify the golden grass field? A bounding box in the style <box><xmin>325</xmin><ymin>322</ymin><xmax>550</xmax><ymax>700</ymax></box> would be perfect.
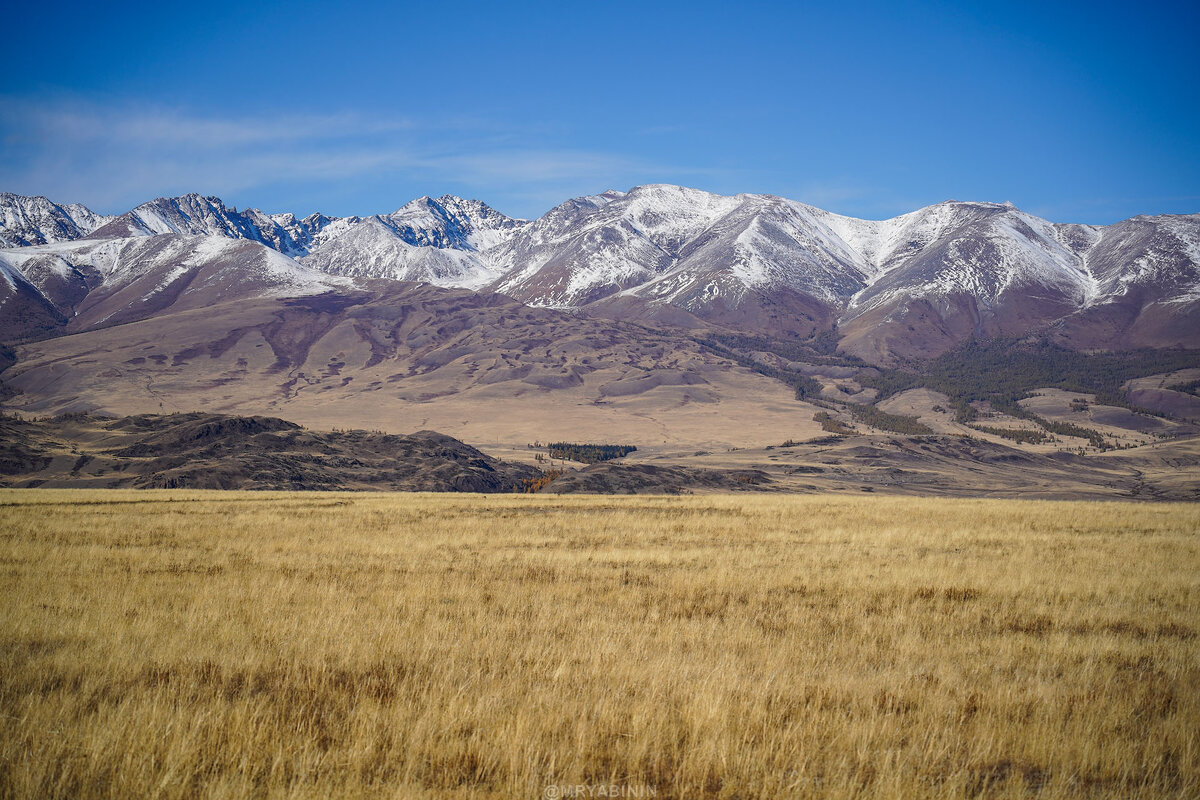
<box><xmin>1</xmin><ymin>491</ymin><xmax>1198</xmax><ymax>799</ymax></box>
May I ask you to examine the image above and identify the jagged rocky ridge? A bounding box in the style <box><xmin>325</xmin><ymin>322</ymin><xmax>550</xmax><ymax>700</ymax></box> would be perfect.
<box><xmin>1</xmin><ymin>186</ymin><xmax>1196</xmax><ymax>362</ymax></box>
<box><xmin>0</xmin><ymin>193</ymin><xmax>113</xmax><ymax>247</ymax></box>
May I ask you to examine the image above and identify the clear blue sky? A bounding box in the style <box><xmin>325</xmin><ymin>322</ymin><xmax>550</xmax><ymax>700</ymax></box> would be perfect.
<box><xmin>2</xmin><ymin>0</ymin><xmax>1197</xmax><ymax>223</ymax></box>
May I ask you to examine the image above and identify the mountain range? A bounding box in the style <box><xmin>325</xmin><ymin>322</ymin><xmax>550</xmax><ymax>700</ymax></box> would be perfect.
<box><xmin>1</xmin><ymin>184</ymin><xmax>1199</xmax><ymax>496</ymax></box>
<box><xmin>2</xmin><ymin>186</ymin><xmax>1197</xmax><ymax>362</ymax></box>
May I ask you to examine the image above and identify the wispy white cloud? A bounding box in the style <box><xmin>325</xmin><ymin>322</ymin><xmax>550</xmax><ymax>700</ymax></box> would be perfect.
<box><xmin>0</xmin><ymin>98</ymin><xmax>701</xmax><ymax>216</ymax></box>
<box><xmin>5</xmin><ymin>105</ymin><xmax>415</xmax><ymax>147</ymax></box>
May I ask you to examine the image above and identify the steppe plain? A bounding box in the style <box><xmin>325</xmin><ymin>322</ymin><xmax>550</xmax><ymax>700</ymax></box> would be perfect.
<box><xmin>1</xmin><ymin>490</ymin><xmax>1197</xmax><ymax>799</ymax></box>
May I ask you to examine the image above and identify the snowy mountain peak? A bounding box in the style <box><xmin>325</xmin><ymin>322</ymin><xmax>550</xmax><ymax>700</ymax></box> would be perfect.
<box><xmin>380</xmin><ymin>194</ymin><xmax>527</xmax><ymax>254</ymax></box>
<box><xmin>129</xmin><ymin>194</ymin><xmax>247</xmax><ymax>236</ymax></box>
<box><xmin>578</xmin><ymin>190</ymin><xmax>627</xmax><ymax>208</ymax></box>
<box><xmin>83</xmin><ymin>194</ymin><xmax>330</xmax><ymax>258</ymax></box>
<box><xmin>0</xmin><ymin>193</ymin><xmax>113</xmax><ymax>247</ymax></box>
<box><xmin>489</xmin><ymin>184</ymin><xmax>871</xmax><ymax>312</ymax></box>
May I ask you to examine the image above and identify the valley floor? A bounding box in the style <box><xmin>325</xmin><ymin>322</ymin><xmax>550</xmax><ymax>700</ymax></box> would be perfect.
<box><xmin>2</xmin><ymin>491</ymin><xmax>1197</xmax><ymax>799</ymax></box>
<box><xmin>4</xmin><ymin>410</ymin><xmax>1199</xmax><ymax>500</ymax></box>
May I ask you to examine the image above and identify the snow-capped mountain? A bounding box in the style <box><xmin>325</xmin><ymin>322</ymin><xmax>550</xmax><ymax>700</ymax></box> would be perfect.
<box><xmin>300</xmin><ymin>196</ymin><xmax>527</xmax><ymax>287</ymax></box>
<box><xmin>0</xmin><ymin>186</ymin><xmax>1196</xmax><ymax>360</ymax></box>
<box><xmin>384</xmin><ymin>195</ymin><xmax>527</xmax><ymax>252</ymax></box>
<box><xmin>0</xmin><ymin>192</ymin><xmax>527</xmax><ymax>340</ymax></box>
<box><xmin>495</xmin><ymin>187</ymin><xmax>1195</xmax><ymax>318</ymax></box>
<box><xmin>300</xmin><ymin>217</ymin><xmax>501</xmax><ymax>288</ymax></box>
<box><xmin>491</xmin><ymin>185</ymin><xmax>864</xmax><ymax>307</ymax></box>
<box><xmin>83</xmin><ymin>192</ymin><xmax>527</xmax><ymax>288</ymax></box>
<box><xmin>479</xmin><ymin>186</ymin><xmax>1197</xmax><ymax>356</ymax></box>
<box><xmin>818</xmin><ymin>201</ymin><xmax>1200</xmax><ymax>358</ymax></box>
<box><xmin>0</xmin><ymin>193</ymin><xmax>113</xmax><ymax>247</ymax></box>
<box><xmin>0</xmin><ymin>234</ymin><xmax>350</xmax><ymax>336</ymax></box>
<box><xmin>89</xmin><ymin>194</ymin><xmax>329</xmax><ymax>257</ymax></box>
<box><xmin>485</xmin><ymin>185</ymin><xmax>874</xmax><ymax>337</ymax></box>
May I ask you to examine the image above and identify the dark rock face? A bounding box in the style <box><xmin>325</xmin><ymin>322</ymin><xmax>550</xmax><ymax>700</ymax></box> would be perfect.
<box><xmin>0</xmin><ymin>416</ymin><xmax>52</xmax><ymax>475</ymax></box>
<box><xmin>0</xmin><ymin>412</ymin><xmax>540</xmax><ymax>492</ymax></box>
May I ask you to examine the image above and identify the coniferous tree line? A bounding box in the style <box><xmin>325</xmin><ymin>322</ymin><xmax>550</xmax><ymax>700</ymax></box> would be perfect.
<box><xmin>812</xmin><ymin>411</ymin><xmax>855</xmax><ymax>435</ymax></box>
<box><xmin>844</xmin><ymin>403</ymin><xmax>935</xmax><ymax>436</ymax></box>
<box><xmin>545</xmin><ymin>443</ymin><xmax>637</xmax><ymax>464</ymax></box>
<box><xmin>1167</xmin><ymin>378</ymin><xmax>1200</xmax><ymax>396</ymax></box>
<box><xmin>967</xmin><ymin>425</ymin><xmax>1054</xmax><ymax>445</ymax></box>
<box><xmin>989</xmin><ymin>400</ymin><xmax>1110</xmax><ymax>449</ymax></box>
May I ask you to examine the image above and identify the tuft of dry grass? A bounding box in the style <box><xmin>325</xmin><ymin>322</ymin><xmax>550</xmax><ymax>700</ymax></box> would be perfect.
<box><xmin>1</xmin><ymin>490</ymin><xmax>1198</xmax><ymax>799</ymax></box>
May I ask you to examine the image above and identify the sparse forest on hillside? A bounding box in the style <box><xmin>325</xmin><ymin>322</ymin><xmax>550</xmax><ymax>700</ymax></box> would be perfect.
<box><xmin>1168</xmin><ymin>378</ymin><xmax>1200</xmax><ymax>396</ymax></box>
<box><xmin>697</xmin><ymin>336</ymin><xmax>824</xmax><ymax>399</ymax></box>
<box><xmin>859</xmin><ymin>339</ymin><xmax>1200</xmax><ymax>409</ymax></box>
<box><xmin>844</xmin><ymin>402</ymin><xmax>934</xmax><ymax>436</ymax></box>
<box><xmin>709</xmin><ymin>332</ymin><xmax>1200</xmax><ymax>441</ymax></box>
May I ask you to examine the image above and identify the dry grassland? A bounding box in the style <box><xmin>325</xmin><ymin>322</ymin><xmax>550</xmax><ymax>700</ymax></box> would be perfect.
<box><xmin>1</xmin><ymin>491</ymin><xmax>1198</xmax><ymax>799</ymax></box>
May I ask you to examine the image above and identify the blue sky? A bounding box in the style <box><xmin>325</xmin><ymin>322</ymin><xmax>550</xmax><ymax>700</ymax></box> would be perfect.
<box><xmin>2</xmin><ymin>0</ymin><xmax>1197</xmax><ymax>223</ymax></box>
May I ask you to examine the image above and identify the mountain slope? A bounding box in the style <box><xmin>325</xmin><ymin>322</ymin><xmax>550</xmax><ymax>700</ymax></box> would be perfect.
<box><xmin>0</xmin><ymin>235</ymin><xmax>352</xmax><ymax>334</ymax></box>
<box><xmin>0</xmin><ymin>283</ymin><xmax>814</xmax><ymax>448</ymax></box>
<box><xmin>830</xmin><ymin>205</ymin><xmax>1200</xmax><ymax>360</ymax></box>
<box><xmin>1051</xmin><ymin>214</ymin><xmax>1200</xmax><ymax>351</ymax></box>
<box><xmin>78</xmin><ymin>192</ymin><xmax>526</xmax><ymax>289</ymax></box>
<box><xmin>487</xmin><ymin>185</ymin><xmax>870</xmax><ymax>337</ymax></box>
<box><xmin>0</xmin><ymin>260</ymin><xmax>66</xmax><ymax>341</ymax></box>
<box><xmin>831</xmin><ymin>203</ymin><xmax>1094</xmax><ymax>359</ymax></box>
<box><xmin>484</xmin><ymin>185</ymin><xmax>1198</xmax><ymax>360</ymax></box>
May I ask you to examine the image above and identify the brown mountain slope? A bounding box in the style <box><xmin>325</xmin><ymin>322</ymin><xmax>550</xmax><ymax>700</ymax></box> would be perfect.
<box><xmin>0</xmin><ymin>268</ymin><xmax>66</xmax><ymax>341</ymax></box>
<box><xmin>1</xmin><ymin>235</ymin><xmax>348</xmax><ymax>336</ymax></box>
<box><xmin>0</xmin><ymin>284</ymin><xmax>822</xmax><ymax>450</ymax></box>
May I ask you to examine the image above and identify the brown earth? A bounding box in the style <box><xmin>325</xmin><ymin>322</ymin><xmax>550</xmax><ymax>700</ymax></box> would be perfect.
<box><xmin>0</xmin><ymin>284</ymin><xmax>825</xmax><ymax>450</ymax></box>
